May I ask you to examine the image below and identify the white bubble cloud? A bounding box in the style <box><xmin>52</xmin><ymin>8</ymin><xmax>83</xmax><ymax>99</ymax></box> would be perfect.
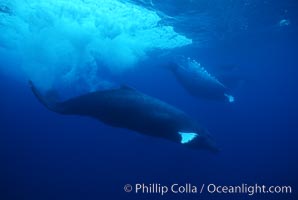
<box><xmin>0</xmin><ymin>0</ymin><xmax>192</xmax><ymax>92</ymax></box>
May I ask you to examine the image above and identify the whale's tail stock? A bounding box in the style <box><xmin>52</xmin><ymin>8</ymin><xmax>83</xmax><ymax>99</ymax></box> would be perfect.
<box><xmin>29</xmin><ymin>80</ymin><xmax>64</xmax><ymax>114</ymax></box>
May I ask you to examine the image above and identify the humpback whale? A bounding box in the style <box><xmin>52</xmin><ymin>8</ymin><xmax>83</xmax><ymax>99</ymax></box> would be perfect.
<box><xmin>0</xmin><ymin>5</ymin><xmax>12</xmax><ymax>15</ymax></box>
<box><xmin>169</xmin><ymin>57</ymin><xmax>234</xmax><ymax>103</ymax></box>
<box><xmin>29</xmin><ymin>81</ymin><xmax>219</xmax><ymax>153</ymax></box>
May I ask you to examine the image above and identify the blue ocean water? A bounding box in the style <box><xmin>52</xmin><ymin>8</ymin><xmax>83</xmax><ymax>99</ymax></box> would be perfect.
<box><xmin>0</xmin><ymin>0</ymin><xmax>297</xmax><ymax>199</ymax></box>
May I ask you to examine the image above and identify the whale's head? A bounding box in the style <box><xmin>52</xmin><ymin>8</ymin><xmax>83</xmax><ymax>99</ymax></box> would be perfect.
<box><xmin>178</xmin><ymin>130</ymin><xmax>219</xmax><ymax>153</ymax></box>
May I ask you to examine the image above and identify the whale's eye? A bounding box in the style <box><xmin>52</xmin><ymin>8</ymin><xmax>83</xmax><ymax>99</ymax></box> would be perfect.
<box><xmin>178</xmin><ymin>132</ymin><xmax>198</xmax><ymax>144</ymax></box>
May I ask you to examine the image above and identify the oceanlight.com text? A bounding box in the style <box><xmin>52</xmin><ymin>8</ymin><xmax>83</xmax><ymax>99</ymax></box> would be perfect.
<box><xmin>123</xmin><ymin>183</ymin><xmax>293</xmax><ymax>196</ymax></box>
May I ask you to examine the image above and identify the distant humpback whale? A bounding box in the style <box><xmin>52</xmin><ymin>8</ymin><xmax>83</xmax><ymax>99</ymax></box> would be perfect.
<box><xmin>29</xmin><ymin>81</ymin><xmax>219</xmax><ymax>153</ymax></box>
<box><xmin>169</xmin><ymin>57</ymin><xmax>234</xmax><ymax>103</ymax></box>
<box><xmin>0</xmin><ymin>5</ymin><xmax>12</xmax><ymax>15</ymax></box>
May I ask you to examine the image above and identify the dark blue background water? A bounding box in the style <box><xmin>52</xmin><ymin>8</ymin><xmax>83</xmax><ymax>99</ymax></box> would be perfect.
<box><xmin>1</xmin><ymin>0</ymin><xmax>298</xmax><ymax>199</ymax></box>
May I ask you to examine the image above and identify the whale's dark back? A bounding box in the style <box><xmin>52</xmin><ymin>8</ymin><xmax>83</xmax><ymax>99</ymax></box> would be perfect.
<box><xmin>30</xmin><ymin>82</ymin><xmax>199</xmax><ymax>139</ymax></box>
<box><xmin>62</xmin><ymin>87</ymin><xmax>200</xmax><ymax>137</ymax></box>
<box><xmin>30</xmin><ymin>81</ymin><xmax>218</xmax><ymax>152</ymax></box>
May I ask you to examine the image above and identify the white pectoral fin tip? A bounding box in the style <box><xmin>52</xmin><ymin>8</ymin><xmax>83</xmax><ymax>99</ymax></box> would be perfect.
<box><xmin>178</xmin><ymin>132</ymin><xmax>198</xmax><ymax>144</ymax></box>
<box><xmin>224</xmin><ymin>93</ymin><xmax>235</xmax><ymax>103</ymax></box>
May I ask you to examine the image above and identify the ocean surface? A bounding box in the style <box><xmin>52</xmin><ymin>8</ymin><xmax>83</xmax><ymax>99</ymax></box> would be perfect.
<box><xmin>0</xmin><ymin>0</ymin><xmax>297</xmax><ymax>199</ymax></box>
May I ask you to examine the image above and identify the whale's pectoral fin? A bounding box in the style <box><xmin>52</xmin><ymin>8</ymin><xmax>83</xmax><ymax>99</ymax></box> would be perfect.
<box><xmin>224</xmin><ymin>93</ymin><xmax>235</xmax><ymax>103</ymax></box>
<box><xmin>178</xmin><ymin>132</ymin><xmax>198</xmax><ymax>144</ymax></box>
<box><xmin>29</xmin><ymin>81</ymin><xmax>62</xmax><ymax>113</ymax></box>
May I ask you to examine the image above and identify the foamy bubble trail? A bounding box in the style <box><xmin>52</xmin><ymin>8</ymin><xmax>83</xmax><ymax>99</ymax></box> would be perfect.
<box><xmin>0</xmin><ymin>0</ymin><xmax>192</xmax><ymax>94</ymax></box>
